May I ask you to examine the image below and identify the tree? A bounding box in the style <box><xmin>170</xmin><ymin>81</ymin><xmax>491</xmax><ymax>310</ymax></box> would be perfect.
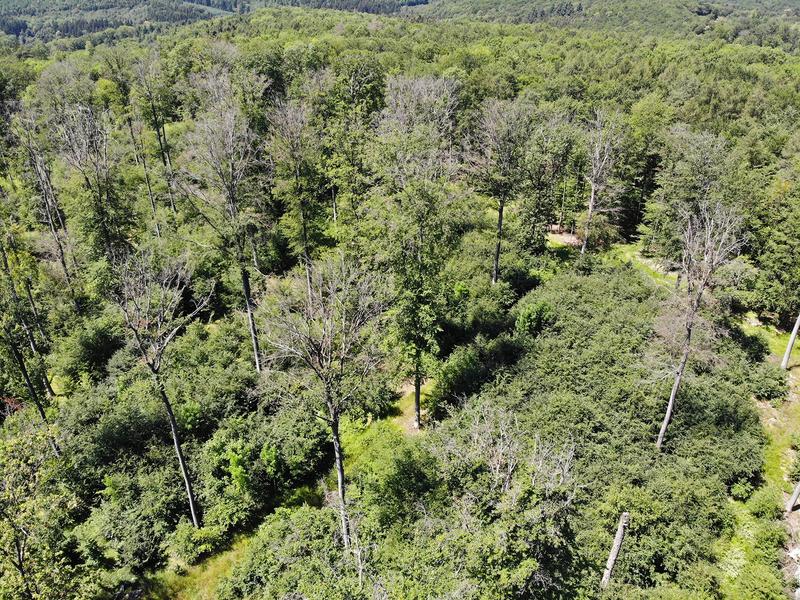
<box><xmin>373</xmin><ymin>75</ymin><xmax>460</xmax><ymax>429</ymax></box>
<box><xmin>134</xmin><ymin>51</ymin><xmax>179</xmax><ymax>214</ymax></box>
<box><xmin>470</xmin><ymin>99</ymin><xmax>531</xmax><ymax>284</ymax></box>
<box><xmin>519</xmin><ymin>108</ymin><xmax>577</xmax><ymax>253</ymax></box>
<box><xmin>580</xmin><ymin>110</ymin><xmax>621</xmax><ymax>256</ymax></box>
<box><xmin>264</xmin><ymin>255</ymin><xmax>386</xmax><ymax>549</ymax></box>
<box><xmin>13</xmin><ymin>109</ymin><xmax>78</xmax><ymax>299</ymax></box>
<box><xmin>180</xmin><ymin>66</ymin><xmax>269</xmax><ymax>373</ymax></box>
<box><xmin>0</xmin><ymin>421</ymin><xmax>82</xmax><ymax>599</ymax></box>
<box><xmin>656</xmin><ymin>198</ymin><xmax>743</xmax><ymax>450</ymax></box>
<box><xmin>268</xmin><ymin>96</ymin><xmax>325</xmax><ymax>293</ymax></box>
<box><xmin>112</xmin><ymin>251</ymin><xmax>211</xmax><ymax>527</ymax></box>
<box><xmin>468</xmin><ymin>97</ymin><xmax>530</xmax><ymax>283</ymax></box>
<box><xmin>53</xmin><ymin>101</ymin><xmax>133</xmax><ymax>261</ymax></box>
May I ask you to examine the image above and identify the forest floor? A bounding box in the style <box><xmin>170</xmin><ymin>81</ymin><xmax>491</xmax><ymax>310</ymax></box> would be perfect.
<box><xmin>145</xmin><ymin>536</ymin><xmax>251</xmax><ymax>600</ymax></box>
<box><xmin>741</xmin><ymin>315</ymin><xmax>800</xmax><ymax>595</ymax></box>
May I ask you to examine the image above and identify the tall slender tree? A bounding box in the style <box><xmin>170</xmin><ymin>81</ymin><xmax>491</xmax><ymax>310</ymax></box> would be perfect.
<box><xmin>112</xmin><ymin>251</ymin><xmax>211</xmax><ymax>527</ymax></box>
<box><xmin>265</xmin><ymin>255</ymin><xmax>386</xmax><ymax>550</ymax></box>
<box><xmin>468</xmin><ymin>97</ymin><xmax>530</xmax><ymax>283</ymax></box>
<box><xmin>180</xmin><ymin>66</ymin><xmax>269</xmax><ymax>373</ymax></box>
<box><xmin>373</xmin><ymin>75</ymin><xmax>459</xmax><ymax>429</ymax></box>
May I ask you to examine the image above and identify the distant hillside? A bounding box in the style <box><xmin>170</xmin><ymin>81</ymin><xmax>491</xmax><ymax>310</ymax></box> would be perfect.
<box><xmin>0</xmin><ymin>0</ymin><xmax>248</xmax><ymax>42</ymax></box>
<box><xmin>2</xmin><ymin>0</ymin><xmax>799</xmax><ymax>49</ymax></box>
<box><xmin>251</xmin><ymin>0</ymin><xmax>800</xmax><ymax>50</ymax></box>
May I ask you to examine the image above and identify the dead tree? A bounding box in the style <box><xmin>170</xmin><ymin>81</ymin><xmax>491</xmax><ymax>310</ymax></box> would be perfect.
<box><xmin>268</xmin><ymin>98</ymin><xmax>319</xmax><ymax>296</ymax></box>
<box><xmin>13</xmin><ymin>111</ymin><xmax>77</xmax><ymax>295</ymax></box>
<box><xmin>468</xmin><ymin>98</ymin><xmax>530</xmax><ymax>284</ymax></box>
<box><xmin>600</xmin><ymin>512</ymin><xmax>629</xmax><ymax>589</ymax></box>
<box><xmin>781</xmin><ymin>311</ymin><xmax>800</xmax><ymax>370</ymax></box>
<box><xmin>113</xmin><ymin>252</ymin><xmax>211</xmax><ymax>527</ymax></box>
<box><xmin>55</xmin><ymin>103</ymin><xmax>129</xmax><ymax>260</ymax></box>
<box><xmin>581</xmin><ymin>111</ymin><xmax>621</xmax><ymax>256</ymax></box>
<box><xmin>266</xmin><ymin>255</ymin><xmax>386</xmax><ymax>550</ymax></box>
<box><xmin>181</xmin><ymin>67</ymin><xmax>269</xmax><ymax>374</ymax></box>
<box><xmin>656</xmin><ymin>199</ymin><xmax>743</xmax><ymax>450</ymax></box>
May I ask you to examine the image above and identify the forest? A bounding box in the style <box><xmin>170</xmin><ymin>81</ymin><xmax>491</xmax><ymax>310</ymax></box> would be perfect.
<box><xmin>1</xmin><ymin>1</ymin><xmax>800</xmax><ymax>599</ymax></box>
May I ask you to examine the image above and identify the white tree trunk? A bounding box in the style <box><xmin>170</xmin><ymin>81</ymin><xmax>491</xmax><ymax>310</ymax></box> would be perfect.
<box><xmin>330</xmin><ymin>414</ymin><xmax>350</xmax><ymax>549</ymax></box>
<box><xmin>782</xmin><ymin>312</ymin><xmax>800</xmax><ymax>370</ymax></box>
<box><xmin>787</xmin><ymin>480</ymin><xmax>800</xmax><ymax>513</ymax></box>
<box><xmin>601</xmin><ymin>511</ymin><xmax>629</xmax><ymax>589</ymax></box>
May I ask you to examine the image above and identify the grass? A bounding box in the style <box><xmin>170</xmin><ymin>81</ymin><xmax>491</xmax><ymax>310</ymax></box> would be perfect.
<box><xmin>145</xmin><ymin>536</ymin><xmax>251</xmax><ymax>600</ymax></box>
<box><xmin>604</xmin><ymin>241</ymin><xmax>677</xmax><ymax>287</ymax></box>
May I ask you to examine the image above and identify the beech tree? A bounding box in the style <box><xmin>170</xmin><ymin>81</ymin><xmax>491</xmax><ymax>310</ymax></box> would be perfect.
<box><xmin>54</xmin><ymin>102</ymin><xmax>133</xmax><ymax>260</ymax></box>
<box><xmin>519</xmin><ymin>109</ymin><xmax>576</xmax><ymax>253</ymax></box>
<box><xmin>468</xmin><ymin>97</ymin><xmax>530</xmax><ymax>283</ymax></box>
<box><xmin>265</xmin><ymin>255</ymin><xmax>386</xmax><ymax>549</ymax></box>
<box><xmin>13</xmin><ymin>110</ymin><xmax>77</xmax><ymax>298</ymax></box>
<box><xmin>374</xmin><ymin>75</ymin><xmax>459</xmax><ymax>429</ymax></box>
<box><xmin>180</xmin><ymin>66</ymin><xmax>269</xmax><ymax>373</ymax></box>
<box><xmin>581</xmin><ymin>110</ymin><xmax>621</xmax><ymax>256</ymax></box>
<box><xmin>656</xmin><ymin>198</ymin><xmax>743</xmax><ymax>450</ymax></box>
<box><xmin>113</xmin><ymin>251</ymin><xmax>211</xmax><ymax>527</ymax></box>
<box><xmin>268</xmin><ymin>97</ymin><xmax>323</xmax><ymax>294</ymax></box>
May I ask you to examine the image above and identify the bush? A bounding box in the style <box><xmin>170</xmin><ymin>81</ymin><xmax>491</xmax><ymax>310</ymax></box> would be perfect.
<box><xmin>729</xmin><ymin>563</ymin><xmax>785</xmax><ymax>600</ymax></box>
<box><xmin>172</xmin><ymin>521</ymin><xmax>226</xmax><ymax>565</ymax></box>
<box><xmin>49</xmin><ymin>309</ymin><xmax>125</xmax><ymax>392</ymax></box>
<box><xmin>746</xmin><ymin>486</ymin><xmax>782</xmax><ymax>520</ymax></box>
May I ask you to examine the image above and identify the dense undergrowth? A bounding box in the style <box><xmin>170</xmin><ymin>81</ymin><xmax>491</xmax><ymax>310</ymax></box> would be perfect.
<box><xmin>0</xmin><ymin>4</ymin><xmax>799</xmax><ymax>599</ymax></box>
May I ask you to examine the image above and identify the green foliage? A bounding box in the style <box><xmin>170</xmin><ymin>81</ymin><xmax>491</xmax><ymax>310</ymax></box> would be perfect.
<box><xmin>0</xmin><ymin>3</ymin><xmax>797</xmax><ymax>597</ymax></box>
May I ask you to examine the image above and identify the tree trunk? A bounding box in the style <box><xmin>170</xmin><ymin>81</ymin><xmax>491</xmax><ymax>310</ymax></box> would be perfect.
<box><xmin>492</xmin><ymin>196</ymin><xmax>505</xmax><ymax>285</ymax></box>
<box><xmin>241</xmin><ymin>266</ymin><xmax>262</xmax><ymax>373</ymax></box>
<box><xmin>781</xmin><ymin>311</ymin><xmax>800</xmax><ymax>370</ymax></box>
<box><xmin>600</xmin><ymin>511</ymin><xmax>629</xmax><ymax>589</ymax></box>
<box><xmin>414</xmin><ymin>369</ymin><xmax>422</xmax><ymax>430</ymax></box>
<box><xmin>154</xmin><ymin>374</ymin><xmax>201</xmax><ymax>528</ymax></box>
<box><xmin>580</xmin><ymin>183</ymin><xmax>596</xmax><ymax>256</ymax></box>
<box><xmin>786</xmin><ymin>480</ymin><xmax>800</xmax><ymax>513</ymax></box>
<box><xmin>657</xmin><ymin>327</ymin><xmax>693</xmax><ymax>451</ymax></box>
<box><xmin>330</xmin><ymin>413</ymin><xmax>350</xmax><ymax>549</ymax></box>
<box><xmin>6</xmin><ymin>333</ymin><xmax>60</xmax><ymax>457</ymax></box>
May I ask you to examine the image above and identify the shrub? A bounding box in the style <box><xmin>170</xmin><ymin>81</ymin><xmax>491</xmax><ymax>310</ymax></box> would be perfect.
<box><xmin>746</xmin><ymin>486</ymin><xmax>782</xmax><ymax>520</ymax></box>
<box><xmin>172</xmin><ymin>521</ymin><xmax>226</xmax><ymax>565</ymax></box>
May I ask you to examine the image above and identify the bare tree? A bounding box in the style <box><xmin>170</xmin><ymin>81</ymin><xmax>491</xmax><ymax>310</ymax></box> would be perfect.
<box><xmin>113</xmin><ymin>252</ymin><xmax>211</xmax><ymax>527</ymax></box>
<box><xmin>180</xmin><ymin>67</ymin><xmax>269</xmax><ymax>374</ymax></box>
<box><xmin>468</xmin><ymin>98</ymin><xmax>530</xmax><ymax>284</ymax></box>
<box><xmin>265</xmin><ymin>255</ymin><xmax>387</xmax><ymax>549</ymax></box>
<box><xmin>268</xmin><ymin>97</ymin><xmax>320</xmax><ymax>296</ymax></box>
<box><xmin>13</xmin><ymin>110</ymin><xmax>77</xmax><ymax>296</ymax></box>
<box><xmin>581</xmin><ymin>111</ymin><xmax>621</xmax><ymax>256</ymax></box>
<box><xmin>656</xmin><ymin>198</ymin><xmax>743</xmax><ymax>450</ymax></box>
<box><xmin>781</xmin><ymin>311</ymin><xmax>800</xmax><ymax>370</ymax></box>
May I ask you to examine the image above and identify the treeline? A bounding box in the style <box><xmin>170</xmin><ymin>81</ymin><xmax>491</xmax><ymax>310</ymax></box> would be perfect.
<box><xmin>260</xmin><ymin>0</ymin><xmax>427</xmax><ymax>14</ymax></box>
<box><xmin>0</xmin><ymin>6</ymin><xmax>797</xmax><ymax>599</ymax></box>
